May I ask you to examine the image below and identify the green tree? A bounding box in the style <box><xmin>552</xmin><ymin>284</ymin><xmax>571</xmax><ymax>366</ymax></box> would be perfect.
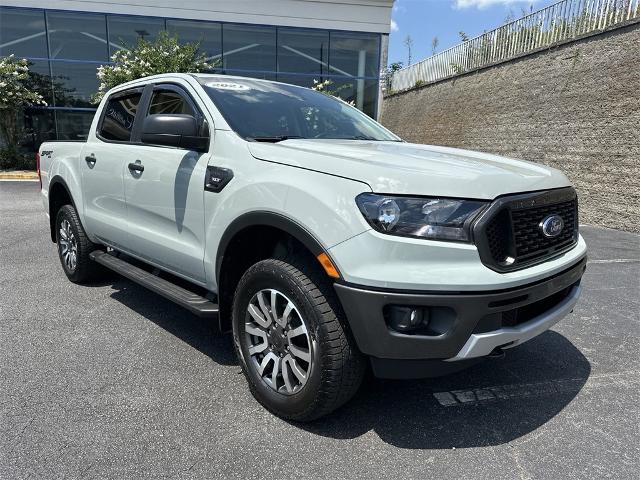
<box><xmin>0</xmin><ymin>56</ymin><xmax>47</xmax><ymax>146</ymax></box>
<box><xmin>0</xmin><ymin>55</ymin><xmax>46</xmax><ymax>166</ymax></box>
<box><xmin>93</xmin><ymin>31</ymin><xmax>218</xmax><ymax>103</ymax></box>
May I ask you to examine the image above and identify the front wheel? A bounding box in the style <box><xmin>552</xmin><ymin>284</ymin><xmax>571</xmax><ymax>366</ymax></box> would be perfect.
<box><xmin>232</xmin><ymin>256</ymin><xmax>365</xmax><ymax>421</ymax></box>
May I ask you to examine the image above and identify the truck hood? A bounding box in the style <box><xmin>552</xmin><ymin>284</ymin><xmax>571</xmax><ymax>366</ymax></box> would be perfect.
<box><xmin>248</xmin><ymin>140</ymin><xmax>571</xmax><ymax>199</ymax></box>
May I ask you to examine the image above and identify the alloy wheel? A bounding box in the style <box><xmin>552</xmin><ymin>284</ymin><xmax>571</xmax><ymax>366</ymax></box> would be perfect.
<box><xmin>244</xmin><ymin>289</ymin><xmax>312</xmax><ymax>395</ymax></box>
<box><xmin>59</xmin><ymin>219</ymin><xmax>78</xmax><ymax>272</ymax></box>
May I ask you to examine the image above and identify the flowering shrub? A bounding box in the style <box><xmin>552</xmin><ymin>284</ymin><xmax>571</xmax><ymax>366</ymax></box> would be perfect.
<box><xmin>93</xmin><ymin>31</ymin><xmax>217</xmax><ymax>103</ymax></box>
<box><xmin>0</xmin><ymin>55</ymin><xmax>47</xmax><ymax>110</ymax></box>
<box><xmin>0</xmin><ymin>55</ymin><xmax>46</xmax><ymax>168</ymax></box>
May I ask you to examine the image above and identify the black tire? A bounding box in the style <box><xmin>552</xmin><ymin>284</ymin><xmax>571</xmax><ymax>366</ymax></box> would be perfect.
<box><xmin>232</xmin><ymin>255</ymin><xmax>365</xmax><ymax>422</ymax></box>
<box><xmin>55</xmin><ymin>204</ymin><xmax>102</xmax><ymax>283</ymax></box>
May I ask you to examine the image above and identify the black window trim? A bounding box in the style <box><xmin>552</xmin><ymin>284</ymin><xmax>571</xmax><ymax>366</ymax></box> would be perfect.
<box><xmin>137</xmin><ymin>82</ymin><xmax>209</xmax><ymax>151</ymax></box>
<box><xmin>95</xmin><ymin>81</ymin><xmax>210</xmax><ymax>149</ymax></box>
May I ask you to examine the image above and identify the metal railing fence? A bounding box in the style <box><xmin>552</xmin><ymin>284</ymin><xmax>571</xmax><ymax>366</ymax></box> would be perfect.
<box><xmin>389</xmin><ymin>0</ymin><xmax>639</xmax><ymax>92</ymax></box>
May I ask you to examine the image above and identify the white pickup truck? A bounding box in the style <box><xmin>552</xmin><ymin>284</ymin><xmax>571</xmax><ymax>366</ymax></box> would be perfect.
<box><xmin>38</xmin><ymin>73</ymin><xmax>587</xmax><ymax>421</ymax></box>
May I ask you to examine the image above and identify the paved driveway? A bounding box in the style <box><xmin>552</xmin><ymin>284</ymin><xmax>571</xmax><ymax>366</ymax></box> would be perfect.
<box><xmin>1</xmin><ymin>181</ymin><xmax>638</xmax><ymax>479</ymax></box>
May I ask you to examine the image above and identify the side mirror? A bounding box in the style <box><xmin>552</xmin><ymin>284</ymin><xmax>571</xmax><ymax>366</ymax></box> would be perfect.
<box><xmin>141</xmin><ymin>114</ymin><xmax>209</xmax><ymax>152</ymax></box>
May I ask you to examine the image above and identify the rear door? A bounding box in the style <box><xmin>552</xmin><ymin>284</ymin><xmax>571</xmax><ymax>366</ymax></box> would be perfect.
<box><xmin>122</xmin><ymin>83</ymin><xmax>211</xmax><ymax>283</ymax></box>
<box><xmin>82</xmin><ymin>88</ymin><xmax>144</xmax><ymax>249</ymax></box>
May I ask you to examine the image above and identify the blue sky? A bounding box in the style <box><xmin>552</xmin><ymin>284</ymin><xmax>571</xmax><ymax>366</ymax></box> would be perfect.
<box><xmin>388</xmin><ymin>0</ymin><xmax>558</xmax><ymax>67</ymax></box>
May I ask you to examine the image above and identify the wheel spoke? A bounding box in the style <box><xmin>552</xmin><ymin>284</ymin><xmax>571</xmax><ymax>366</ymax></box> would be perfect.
<box><xmin>258</xmin><ymin>352</ymin><xmax>278</xmax><ymax>376</ymax></box>
<box><xmin>289</xmin><ymin>344</ymin><xmax>310</xmax><ymax>363</ymax></box>
<box><xmin>282</xmin><ymin>358</ymin><xmax>294</xmax><ymax>392</ymax></box>
<box><xmin>270</xmin><ymin>290</ymin><xmax>278</xmax><ymax>321</ymax></box>
<box><xmin>287</xmin><ymin>325</ymin><xmax>307</xmax><ymax>339</ymax></box>
<box><xmin>277</xmin><ymin>300</ymin><xmax>293</xmax><ymax>327</ymax></box>
<box><xmin>245</xmin><ymin>324</ymin><xmax>264</xmax><ymax>336</ymax></box>
<box><xmin>257</xmin><ymin>292</ymin><xmax>274</xmax><ymax>325</ymax></box>
<box><xmin>286</xmin><ymin>355</ymin><xmax>307</xmax><ymax>384</ymax></box>
<box><xmin>271</xmin><ymin>356</ymin><xmax>281</xmax><ymax>388</ymax></box>
<box><xmin>248</xmin><ymin>303</ymin><xmax>271</xmax><ymax>328</ymax></box>
<box><xmin>247</xmin><ymin>325</ymin><xmax>268</xmax><ymax>355</ymax></box>
<box><xmin>249</xmin><ymin>342</ymin><xmax>268</xmax><ymax>355</ymax></box>
<box><xmin>59</xmin><ymin>227</ymin><xmax>67</xmax><ymax>241</ymax></box>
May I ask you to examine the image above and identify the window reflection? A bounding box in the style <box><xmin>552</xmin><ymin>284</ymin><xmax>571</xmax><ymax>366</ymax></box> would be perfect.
<box><xmin>0</xmin><ymin>7</ymin><xmax>47</xmax><ymax>58</ymax></box>
<box><xmin>51</xmin><ymin>61</ymin><xmax>101</xmax><ymax>107</ymax></box>
<box><xmin>56</xmin><ymin>110</ymin><xmax>96</xmax><ymax>141</ymax></box>
<box><xmin>166</xmin><ymin>20</ymin><xmax>221</xmax><ymax>61</ymax></box>
<box><xmin>107</xmin><ymin>15</ymin><xmax>164</xmax><ymax>54</ymax></box>
<box><xmin>22</xmin><ymin>108</ymin><xmax>56</xmax><ymax>151</ymax></box>
<box><xmin>278</xmin><ymin>28</ymin><xmax>329</xmax><ymax>75</ymax></box>
<box><xmin>222</xmin><ymin>24</ymin><xmax>276</xmax><ymax>72</ymax></box>
<box><xmin>329</xmin><ymin>32</ymin><xmax>380</xmax><ymax>78</ymax></box>
<box><xmin>99</xmin><ymin>92</ymin><xmax>142</xmax><ymax>141</ymax></box>
<box><xmin>148</xmin><ymin>90</ymin><xmax>194</xmax><ymax>115</ymax></box>
<box><xmin>224</xmin><ymin>70</ymin><xmax>277</xmax><ymax>81</ymax></box>
<box><xmin>25</xmin><ymin>60</ymin><xmax>54</xmax><ymax>106</ymax></box>
<box><xmin>3</xmin><ymin>6</ymin><xmax>383</xmax><ymax>154</ymax></box>
<box><xmin>324</xmin><ymin>78</ymin><xmax>378</xmax><ymax>117</ymax></box>
<box><xmin>46</xmin><ymin>11</ymin><xmax>108</xmax><ymax>61</ymax></box>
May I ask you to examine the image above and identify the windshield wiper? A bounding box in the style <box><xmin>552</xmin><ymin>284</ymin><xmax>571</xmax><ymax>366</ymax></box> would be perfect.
<box><xmin>250</xmin><ymin>135</ymin><xmax>304</xmax><ymax>143</ymax></box>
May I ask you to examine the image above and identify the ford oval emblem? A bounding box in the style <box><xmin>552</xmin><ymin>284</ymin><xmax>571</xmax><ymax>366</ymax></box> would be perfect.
<box><xmin>540</xmin><ymin>215</ymin><xmax>564</xmax><ymax>238</ymax></box>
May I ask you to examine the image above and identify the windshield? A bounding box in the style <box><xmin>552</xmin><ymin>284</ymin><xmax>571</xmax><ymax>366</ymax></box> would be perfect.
<box><xmin>198</xmin><ymin>77</ymin><xmax>400</xmax><ymax>142</ymax></box>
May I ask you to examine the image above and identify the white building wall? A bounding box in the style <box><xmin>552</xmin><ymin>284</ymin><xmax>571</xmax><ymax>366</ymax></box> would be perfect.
<box><xmin>4</xmin><ymin>0</ymin><xmax>394</xmax><ymax>33</ymax></box>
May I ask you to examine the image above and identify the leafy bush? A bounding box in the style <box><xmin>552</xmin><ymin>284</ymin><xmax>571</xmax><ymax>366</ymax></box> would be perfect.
<box><xmin>0</xmin><ymin>55</ymin><xmax>46</xmax><ymax>159</ymax></box>
<box><xmin>0</xmin><ymin>146</ymin><xmax>35</xmax><ymax>170</ymax></box>
<box><xmin>93</xmin><ymin>31</ymin><xmax>218</xmax><ymax>103</ymax></box>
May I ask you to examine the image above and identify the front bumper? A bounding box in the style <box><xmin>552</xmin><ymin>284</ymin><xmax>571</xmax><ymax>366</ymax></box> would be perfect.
<box><xmin>334</xmin><ymin>256</ymin><xmax>586</xmax><ymax>367</ymax></box>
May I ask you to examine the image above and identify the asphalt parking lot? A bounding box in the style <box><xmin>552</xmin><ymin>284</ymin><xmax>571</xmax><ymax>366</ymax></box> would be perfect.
<box><xmin>1</xmin><ymin>180</ymin><xmax>639</xmax><ymax>479</ymax></box>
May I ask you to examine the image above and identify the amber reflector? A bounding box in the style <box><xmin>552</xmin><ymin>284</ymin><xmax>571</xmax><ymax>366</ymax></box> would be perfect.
<box><xmin>317</xmin><ymin>252</ymin><xmax>340</xmax><ymax>279</ymax></box>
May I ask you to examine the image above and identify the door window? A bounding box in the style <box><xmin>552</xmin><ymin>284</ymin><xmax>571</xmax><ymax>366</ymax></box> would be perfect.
<box><xmin>148</xmin><ymin>90</ymin><xmax>195</xmax><ymax>115</ymax></box>
<box><xmin>99</xmin><ymin>91</ymin><xmax>142</xmax><ymax>141</ymax></box>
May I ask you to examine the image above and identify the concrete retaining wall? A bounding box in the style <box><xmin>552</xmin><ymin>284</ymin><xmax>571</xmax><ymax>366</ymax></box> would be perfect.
<box><xmin>381</xmin><ymin>21</ymin><xmax>640</xmax><ymax>232</ymax></box>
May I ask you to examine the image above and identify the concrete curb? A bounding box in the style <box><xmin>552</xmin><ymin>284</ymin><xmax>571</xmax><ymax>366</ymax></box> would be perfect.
<box><xmin>0</xmin><ymin>171</ymin><xmax>38</xmax><ymax>180</ymax></box>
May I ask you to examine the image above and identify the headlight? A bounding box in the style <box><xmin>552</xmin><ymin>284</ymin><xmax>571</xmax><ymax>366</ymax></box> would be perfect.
<box><xmin>356</xmin><ymin>193</ymin><xmax>488</xmax><ymax>242</ymax></box>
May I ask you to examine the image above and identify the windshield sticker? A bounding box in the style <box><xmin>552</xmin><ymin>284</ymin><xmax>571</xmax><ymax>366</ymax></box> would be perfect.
<box><xmin>207</xmin><ymin>82</ymin><xmax>250</xmax><ymax>91</ymax></box>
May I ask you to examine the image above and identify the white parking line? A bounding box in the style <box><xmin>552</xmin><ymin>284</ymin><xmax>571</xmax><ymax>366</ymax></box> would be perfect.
<box><xmin>588</xmin><ymin>259</ymin><xmax>640</xmax><ymax>264</ymax></box>
<box><xmin>0</xmin><ymin>178</ymin><xmax>38</xmax><ymax>182</ymax></box>
<box><xmin>433</xmin><ymin>372</ymin><xmax>639</xmax><ymax>407</ymax></box>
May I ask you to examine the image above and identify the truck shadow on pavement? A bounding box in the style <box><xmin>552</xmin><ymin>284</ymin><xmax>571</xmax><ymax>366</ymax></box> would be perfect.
<box><xmin>302</xmin><ymin>331</ymin><xmax>591</xmax><ymax>449</ymax></box>
<box><xmin>106</xmin><ymin>278</ymin><xmax>237</xmax><ymax>366</ymax></box>
<box><xmin>105</xmin><ymin>277</ymin><xmax>590</xmax><ymax>449</ymax></box>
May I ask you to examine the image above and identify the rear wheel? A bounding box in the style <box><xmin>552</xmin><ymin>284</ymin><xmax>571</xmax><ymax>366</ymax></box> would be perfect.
<box><xmin>232</xmin><ymin>256</ymin><xmax>365</xmax><ymax>421</ymax></box>
<box><xmin>55</xmin><ymin>205</ymin><xmax>102</xmax><ymax>283</ymax></box>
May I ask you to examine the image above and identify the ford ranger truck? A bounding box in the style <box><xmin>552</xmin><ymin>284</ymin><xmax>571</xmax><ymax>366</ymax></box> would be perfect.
<box><xmin>38</xmin><ymin>74</ymin><xmax>587</xmax><ymax>421</ymax></box>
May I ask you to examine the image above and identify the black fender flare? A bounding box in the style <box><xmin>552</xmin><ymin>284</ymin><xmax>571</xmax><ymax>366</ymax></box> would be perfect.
<box><xmin>215</xmin><ymin>211</ymin><xmax>329</xmax><ymax>284</ymax></box>
<box><xmin>48</xmin><ymin>175</ymin><xmax>78</xmax><ymax>242</ymax></box>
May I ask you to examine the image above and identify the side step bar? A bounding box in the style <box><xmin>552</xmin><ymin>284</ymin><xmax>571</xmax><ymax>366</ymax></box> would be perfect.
<box><xmin>90</xmin><ymin>250</ymin><xmax>219</xmax><ymax>318</ymax></box>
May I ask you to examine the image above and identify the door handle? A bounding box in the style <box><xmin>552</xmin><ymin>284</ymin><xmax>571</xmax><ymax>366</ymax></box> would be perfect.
<box><xmin>85</xmin><ymin>155</ymin><xmax>96</xmax><ymax>166</ymax></box>
<box><xmin>128</xmin><ymin>162</ymin><xmax>144</xmax><ymax>173</ymax></box>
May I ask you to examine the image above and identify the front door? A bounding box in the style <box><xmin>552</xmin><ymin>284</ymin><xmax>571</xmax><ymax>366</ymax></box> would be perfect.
<box><xmin>82</xmin><ymin>88</ymin><xmax>144</xmax><ymax>249</ymax></box>
<box><xmin>122</xmin><ymin>84</ymin><xmax>209</xmax><ymax>283</ymax></box>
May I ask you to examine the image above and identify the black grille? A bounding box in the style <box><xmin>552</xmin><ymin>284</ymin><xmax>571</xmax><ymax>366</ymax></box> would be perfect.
<box><xmin>473</xmin><ymin>282</ymin><xmax>577</xmax><ymax>333</ymax></box>
<box><xmin>512</xmin><ymin>199</ymin><xmax>577</xmax><ymax>263</ymax></box>
<box><xmin>485</xmin><ymin>210</ymin><xmax>510</xmax><ymax>263</ymax></box>
<box><xmin>474</xmin><ymin>188</ymin><xmax>579</xmax><ymax>272</ymax></box>
<box><xmin>502</xmin><ymin>284</ymin><xmax>574</xmax><ymax>327</ymax></box>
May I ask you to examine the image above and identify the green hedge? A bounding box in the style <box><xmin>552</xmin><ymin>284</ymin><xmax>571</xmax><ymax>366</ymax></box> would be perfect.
<box><xmin>0</xmin><ymin>147</ymin><xmax>36</xmax><ymax>170</ymax></box>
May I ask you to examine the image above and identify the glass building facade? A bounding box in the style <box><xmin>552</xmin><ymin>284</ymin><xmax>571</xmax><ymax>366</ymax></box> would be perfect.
<box><xmin>0</xmin><ymin>6</ymin><xmax>382</xmax><ymax>153</ymax></box>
